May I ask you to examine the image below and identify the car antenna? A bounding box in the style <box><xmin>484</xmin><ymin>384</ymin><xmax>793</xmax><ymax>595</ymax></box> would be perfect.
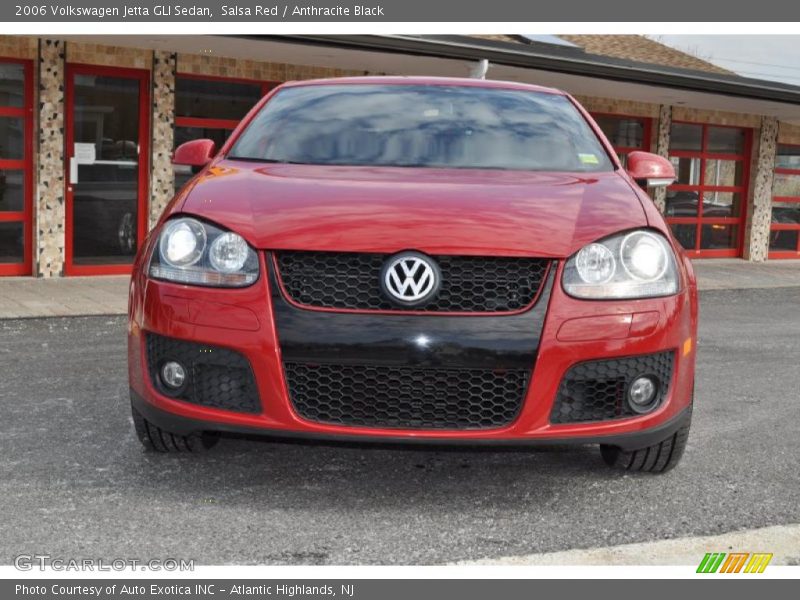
<box><xmin>469</xmin><ymin>59</ymin><xmax>490</xmax><ymax>80</ymax></box>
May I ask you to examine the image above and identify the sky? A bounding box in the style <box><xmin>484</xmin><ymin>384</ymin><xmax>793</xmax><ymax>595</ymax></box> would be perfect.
<box><xmin>649</xmin><ymin>35</ymin><xmax>800</xmax><ymax>86</ymax></box>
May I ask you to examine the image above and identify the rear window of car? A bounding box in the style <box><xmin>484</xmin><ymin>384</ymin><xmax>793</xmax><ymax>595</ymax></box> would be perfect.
<box><xmin>228</xmin><ymin>84</ymin><xmax>614</xmax><ymax>172</ymax></box>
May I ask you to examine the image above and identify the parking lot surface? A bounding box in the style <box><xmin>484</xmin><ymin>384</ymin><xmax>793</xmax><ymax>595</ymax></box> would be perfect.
<box><xmin>1</xmin><ymin>287</ymin><xmax>799</xmax><ymax>565</ymax></box>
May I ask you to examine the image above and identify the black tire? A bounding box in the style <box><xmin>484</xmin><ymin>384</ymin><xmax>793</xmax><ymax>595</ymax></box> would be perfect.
<box><xmin>117</xmin><ymin>212</ymin><xmax>136</xmax><ymax>255</ymax></box>
<box><xmin>600</xmin><ymin>412</ymin><xmax>691</xmax><ymax>474</ymax></box>
<box><xmin>131</xmin><ymin>406</ymin><xmax>219</xmax><ymax>453</ymax></box>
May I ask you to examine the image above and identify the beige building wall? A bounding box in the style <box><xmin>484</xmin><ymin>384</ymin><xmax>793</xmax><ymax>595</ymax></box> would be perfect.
<box><xmin>65</xmin><ymin>42</ymin><xmax>151</xmax><ymax>70</ymax></box>
<box><xmin>574</xmin><ymin>95</ymin><xmax>661</xmax><ymax>119</ymax></box>
<box><xmin>176</xmin><ymin>53</ymin><xmax>370</xmax><ymax>80</ymax></box>
<box><xmin>777</xmin><ymin>123</ymin><xmax>800</xmax><ymax>145</ymax></box>
<box><xmin>0</xmin><ymin>35</ymin><xmax>37</xmax><ymax>60</ymax></box>
<box><xmin>671</xmin><ymin>106</ymin><xmax>762</xmax><ymax>129</ymax></box>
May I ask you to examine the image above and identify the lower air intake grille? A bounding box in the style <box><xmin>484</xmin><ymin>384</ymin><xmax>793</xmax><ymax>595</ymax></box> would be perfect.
<box><xmin>550</xmin><ymin>351</ymin><xmax>675</xmax><ymax>424</ymax></box>
<box><xmin>146</xmin><ymin>333</ymin><xmax>260</xmax><ymax>414</ymax></box>
<box><xmin>284</xmin><ymin>362</ymin><xmax>529</xmax><ymax>430</ymax></box>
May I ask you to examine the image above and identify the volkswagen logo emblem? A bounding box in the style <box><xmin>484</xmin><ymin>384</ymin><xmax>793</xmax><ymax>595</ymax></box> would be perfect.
<box><xmin>380</xmin><ymin>252</ymin><xmax>441</xmax><ymax>306</ymax></box>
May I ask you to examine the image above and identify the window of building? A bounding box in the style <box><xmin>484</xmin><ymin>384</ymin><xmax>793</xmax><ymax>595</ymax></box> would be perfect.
<box><xmin>769</xmin><ymin>144</ymin><xmax>800</xmax><ymax>258</ymax></box>
<box><xmin>592</xmin><ymin>114</ymin><xmax>652</xmax><ymax>166</ymax></box>
<box><xmin>0</xmin><ymin>59</ymin><xmax>32</xmax><ymax>276</ymax></box>
<box><xmin>664</xmin><ymin>122</ymin><xmax>752</xmax><ymax>258</ymax></box>
<box><xmin>173</xmin><ymin>75</ymin><xmax>279</xmax><ymax>191</ymax></box>
<box><xmin>65</xmin><ymin>66</ymin><xmax>150</xmax><ymax>275</ymax></box>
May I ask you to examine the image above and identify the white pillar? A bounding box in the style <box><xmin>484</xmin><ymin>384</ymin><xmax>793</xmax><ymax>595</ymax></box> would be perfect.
<box><xmin>651</xmin><ymin>104</ymin><xmax>672</xmax><ymax>213</ymax></box>
<box><xmin>36</xmin><ymin>38</ymin><xmax>66</xmax><ymax>277</ymax></box>
<box><xmin>743</xmin><ymin>117</ymin><xmax>778</xmax><ymax>262</ymax></box>
<box><xmin>149</xmin><ymin>50</ymin><xmax>177</xmax><ymax>229</ymax></box>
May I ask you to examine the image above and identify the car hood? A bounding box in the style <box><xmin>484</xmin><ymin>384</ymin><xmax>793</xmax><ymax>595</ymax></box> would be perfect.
<box><xmin>179</xmin><ymin>160</ymin><xmax>647</xmax><ymax>258</ymax></box>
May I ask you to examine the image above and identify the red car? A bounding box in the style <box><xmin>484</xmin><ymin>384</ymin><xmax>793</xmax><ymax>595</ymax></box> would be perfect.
<box><xmin>128</xmin><ymin>77</ymin><xmax>697</xmax><ymax>473</ymax></box>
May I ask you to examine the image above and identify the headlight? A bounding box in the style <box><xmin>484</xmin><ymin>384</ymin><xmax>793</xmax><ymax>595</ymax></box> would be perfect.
<box><xmin>209</xmin><ymin>232</ymin><xmax>250</xmax><ymax>273</ymax></box>
<box><xmin>149</xmin><ymin>217</ymin><xmax>259</xmax><ymax>287</ymax></box>
<box><xmin>158</xmin><ymin>219</ymin><xmax>205</xmax><ymax>267</ymax></box>
<box><xmin>563</xmin><ymin>230</ymin><xmax>679</xmax><ymax>299</ymax></box>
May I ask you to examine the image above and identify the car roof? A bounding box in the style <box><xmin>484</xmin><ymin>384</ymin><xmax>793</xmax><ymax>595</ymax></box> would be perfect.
<box><xmin>278</xmin><ymin>75</ymin><xmax>565</xmax><ymax>95</ymax></box>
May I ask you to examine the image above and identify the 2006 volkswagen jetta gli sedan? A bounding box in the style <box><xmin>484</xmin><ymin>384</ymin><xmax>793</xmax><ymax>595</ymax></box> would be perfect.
<box><xmin>128</xmin><ymin>77</ymin><xmax>698</xmax><ymax>473</ymax></box>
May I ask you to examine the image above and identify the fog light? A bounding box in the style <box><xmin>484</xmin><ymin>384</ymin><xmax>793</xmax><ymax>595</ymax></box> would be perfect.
<box><xmin>161</xmin><ymin>361</ymin><xmax>186</xmax><ymax>390</ymax></box>
<box><xmin>628</xmin><ymin>376</ymin><xmax>658</xmax><ymax>413</ymax></box>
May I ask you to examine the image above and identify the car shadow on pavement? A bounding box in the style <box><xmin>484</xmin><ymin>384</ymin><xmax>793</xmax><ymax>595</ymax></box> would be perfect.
<box><xmin>124</xmin><ymin>422</ymin><xmax>633</xmax><ymax>511</ymax></box>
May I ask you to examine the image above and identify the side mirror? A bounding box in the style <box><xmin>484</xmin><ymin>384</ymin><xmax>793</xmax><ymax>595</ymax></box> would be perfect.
<box><xmin>626</xmin><ymin>151</ymin><xmax>676</xmax><ymax>188</ymax></box>
<box><xmin>172</xmin><ymin>139</ymin><xmax>216</xmax><ymax>172</ymax></box>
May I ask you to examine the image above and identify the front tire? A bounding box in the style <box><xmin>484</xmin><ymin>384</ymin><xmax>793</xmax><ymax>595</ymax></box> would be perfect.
<box><xmin>131</xmin><ymin>405</ymin><xmax>219</xmax><ymax>453</ymax></box>
<box><xmin>600</xmin><ymin>412</ymin><xmax>691</xmax><ymax>474</ymax></box>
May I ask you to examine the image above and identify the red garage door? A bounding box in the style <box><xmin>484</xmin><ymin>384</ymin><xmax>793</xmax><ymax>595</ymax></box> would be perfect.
<box><xmin>769</xmin><ymin>144</ymin><xmax>800</xmax><ymax>258</ymax></box>
<box><xmin>64</xmin><ymin>64</ymin><xmax>150</xmax><ymax>275</ymax></box>
<box><xmin>665</xmin><ymin>122</ymin><xmax>752</xmax><ymax>258</ymax></box>
<box><xmin>0</xmin><ymin>58</ymin><xmax>33</xmax><ymax>276</ymax></box>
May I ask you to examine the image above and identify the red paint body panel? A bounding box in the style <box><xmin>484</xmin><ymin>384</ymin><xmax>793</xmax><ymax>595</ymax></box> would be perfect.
<box><xmin>630</xmin><ymin>311</ymin><xmax>662</xmax><ymax>337</ymax></box>
<box><xmin>557</xmin><ymin>314</ymin><xmax>633</xmax><ymax>342</ymax></box>
<box><xmin>129</xmin><ymin>77</ymin><xmax>698</xmax><ymax>444</ymax></box>
<box><xmin>180</xmin><ymin>164</ymin><xmax>648</xmax><ymax>258</ymax></box>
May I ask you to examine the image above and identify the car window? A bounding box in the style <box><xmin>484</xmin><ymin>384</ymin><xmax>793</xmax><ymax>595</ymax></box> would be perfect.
<box><xmin>229</xmin><ymin>84</ymin><xmax>614</xmax><ymax>172</ymax></box>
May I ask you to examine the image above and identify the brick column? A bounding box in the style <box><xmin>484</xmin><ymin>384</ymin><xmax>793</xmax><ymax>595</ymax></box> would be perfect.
<box><xmin>36</xmin><ymin>39</ymin><xmax>66</xmax><ymax>278</ymax></box>
<box><xmin>149</xmin><ymin>50</ymin><xmax>177</xmax><ymax>229</ymax></box>
<box><xmin>651</xmin><ymin>104</ymin><xmax>672</xmax><ymax>213</ymax></box>
<box><xmin>743</xmin><ymin>117</ymin><xmax>778</xmax><ymax>262</ymax></box>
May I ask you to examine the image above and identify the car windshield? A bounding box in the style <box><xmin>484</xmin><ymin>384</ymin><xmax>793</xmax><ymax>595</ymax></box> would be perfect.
<box><xmin>228</xmin><ymin>84</ymin><xmax>614</xmax><ymax>172</ymax></box>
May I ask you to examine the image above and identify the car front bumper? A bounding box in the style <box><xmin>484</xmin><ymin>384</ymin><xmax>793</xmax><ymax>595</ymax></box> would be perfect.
<box><xmin>128</xmin><ymin>253</ymin><xmax>697</xmax><ymax>448</ymax></box>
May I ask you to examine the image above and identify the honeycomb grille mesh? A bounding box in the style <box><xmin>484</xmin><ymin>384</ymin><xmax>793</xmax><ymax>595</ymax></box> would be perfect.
<box><xmin>550</xmin><ymin>351</ymin><xmax>675</xmax><ymax>424</ymax></box>
<box><xmin>145</xmin><ymin>334</ymin><xmax>260</xmax><ymax>414</ymax></box>
<box><xmin>284</xmin><ymin>362</ymin><xmax>529</xmax><ymax>430</ymax></box>
<box><xmin>275</xmin><ymin>251</ymin><xmax>549</xmax><ymax>312</ymax></box>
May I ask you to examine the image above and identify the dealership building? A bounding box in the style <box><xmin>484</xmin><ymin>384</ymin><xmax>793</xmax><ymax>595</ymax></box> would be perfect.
<box><xmin>2</xmin><ymin>33</ymin><xmax>800</xmax><ymax>278</ymax></box>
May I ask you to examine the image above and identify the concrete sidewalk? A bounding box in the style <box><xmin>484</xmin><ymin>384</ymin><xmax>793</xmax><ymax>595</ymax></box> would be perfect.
<box><xmin>456</xmin><ymin>523</ymin><xmax>800</xmax><ymax>565</ymax></box>
<box><xmin>0</xmin><ymin>259</ymin><xmax>799</xmax><ymax>319</ymax></box>
<box><xmin>692</xmin><ymin>258</ymin><xmax>800</xmax><ymax>291</ymax></box>
<box><xmin>0</xmin><ymin>276</ymin><xmax>129</xmax><ymax>319</ymax></box>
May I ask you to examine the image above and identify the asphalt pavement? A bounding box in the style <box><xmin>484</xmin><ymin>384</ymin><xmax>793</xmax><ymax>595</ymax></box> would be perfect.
<box><xmin>1</xmin><ymin>287</ymin><xmax>799</xmax><ymax>565</ymax></box>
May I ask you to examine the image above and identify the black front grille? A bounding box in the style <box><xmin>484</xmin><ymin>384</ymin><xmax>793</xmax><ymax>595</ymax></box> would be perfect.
<box><xmin>284</xmin><ymin>362</ymin><xmax>529</xmax><ymax>430</ymax></box>
<box><xmin>550</xmin><ymin>351</ymin><xmax>675</xmax><ymax>424</ymax></box>
<box><xmin>146</xmin><ymin>334</ymin><xmax>261</xmax><ymax>414</ymax></box>
<box><xmin>275</xmin><ymin>251</ymin><xmax>549</xmax><ymax>312</ymax></box>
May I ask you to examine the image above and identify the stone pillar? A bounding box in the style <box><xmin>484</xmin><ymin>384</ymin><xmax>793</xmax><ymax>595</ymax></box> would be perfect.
<box><xmin>743</xmin><ymin>117</ymin><xmax>778</xmax><ymax>262</ymax></box>
<box><xmin>651</xmin><ymin>104</ymin><xmax>672</xmax><ymax>213</ymax></box>
<box><xmin>149</xmin><ymin>50</ymin><xmax>177</xmax><ymax>229</ymax></box>
<box><xmin>36</xmin><ymin>39</ymin><xmax>65</xmax><ymax>278</ymax></box>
